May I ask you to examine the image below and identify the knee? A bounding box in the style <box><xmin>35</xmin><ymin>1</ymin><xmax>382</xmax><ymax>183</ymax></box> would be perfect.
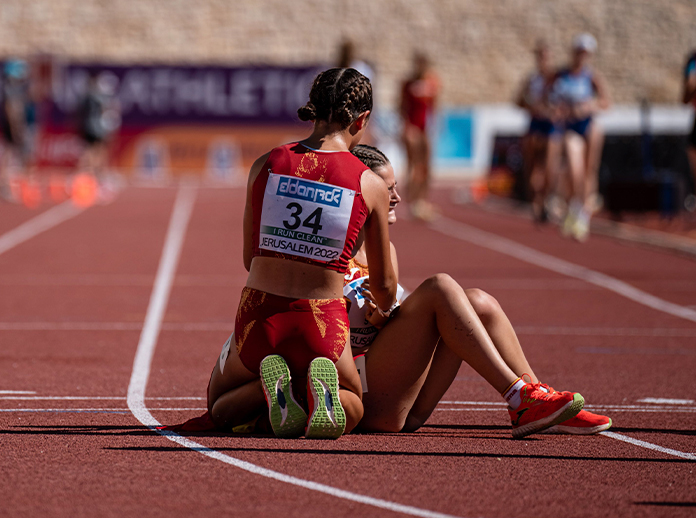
<box><xmin>424</xmin><ymin>273</ymin><xmax>459</xmax><ymax>296</ymax></box>
<box><xmin>465</xmin><ymin>288</ymin><xmax>500</xmax><ymax>324</ymax></box>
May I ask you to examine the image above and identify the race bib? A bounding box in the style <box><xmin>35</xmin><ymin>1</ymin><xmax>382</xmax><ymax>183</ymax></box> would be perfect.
<box><xmin>259</xmin><ymin>173</ymin><xmax>355</xmax><ymax>263</ymax></box>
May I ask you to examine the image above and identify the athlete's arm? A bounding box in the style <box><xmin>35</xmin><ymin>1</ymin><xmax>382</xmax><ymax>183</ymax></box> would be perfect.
<box><xmin>242</xmin><ymin>152</ymin><xmax>271</xmax><ymax>272</ymax></box>
<box><xmin>361</xmin><ymin>170</ymin><xmax>397</xmax><ymax>311</ymax></box>
<box><xmin>515</xmin><ymin>76</ymin><xmax>532</xmax><ymax>110</ymax></box>
<box><xmin>390</xmin><ymin>241</ymin><xmax>399</xmax><ymax>281</ymax></box>
<box><xmin>683</xmin><ymin>58</ymin><xmax>696</xmax><ymax>104</ymax></box>
<box><xmin>591</xmin><ymin>72</ymin><xmax>611</xmax><ymax>111</ymax></box>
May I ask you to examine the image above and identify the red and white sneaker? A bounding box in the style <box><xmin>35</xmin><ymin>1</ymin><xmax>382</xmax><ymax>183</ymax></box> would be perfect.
<box><xmin>509</xmin><ymin>383</ymin><xmax>584</xmax><ymax>439</ymax></box>
<box><xmin>541</xmin><ymin>410</ymin><xmax>612</xmax><ymax>435</ymax></box>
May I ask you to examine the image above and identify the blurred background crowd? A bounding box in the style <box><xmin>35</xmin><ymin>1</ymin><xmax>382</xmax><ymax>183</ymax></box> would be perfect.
<box><xmin>2</xmin><ymin>0</ymin><xmax>696</xmax><ymax>236</ymax></box>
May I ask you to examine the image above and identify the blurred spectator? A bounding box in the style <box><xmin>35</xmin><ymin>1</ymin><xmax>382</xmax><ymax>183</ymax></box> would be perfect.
<box><xmin>548</xmin><ymin>33</ymin><xmax>610</xmax><ymax>241</ymax></box>
<box><xmin>337</xmin><ymin>40</ymin><xmax>377</xmax><ymax>145</ymax></box>
<box><xmin>1</xmin><ymin>59</ymin><xmax>34</xmax><ymax>203</ymax></box>
<box><xmin>515</xmin><ymin>40</ymin><xmax>559</xmax><ymax>223</ymax></box>
<box><xmin>77</xmin><ymin>70</ymin><xmax>121</xmax><ymax>184</ymax></box>
<box><xmin>337</xmin><ymin>40</ymin><xmax>375</xmax><ymax>83</ymax></box>
<box><xmin>400</xmin><ymin>52</ymin><xmax>440</xmax><ymax>221</ymax></box>
<box><xmin>682</xmin><ymin>50</ymin><xmax>696</xmax><ymax>212</ymax></box>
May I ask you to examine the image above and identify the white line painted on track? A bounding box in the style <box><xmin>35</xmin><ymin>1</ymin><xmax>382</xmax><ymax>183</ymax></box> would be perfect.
<box><xmin>515</xmin><ymin>326</ymin><xmax>696</xmax><ymax>337</ymax></box>
<box><xmin>637</xmin><ymin>398</ymin><xmax>695</xmax><ymax>405</ymax></box>
<box><xmin>0</xmin><ymin>408</ymin><xmax>206</xmax><ymax>412</ymax></box>
<box><xmin>430</xmin><ymin>217</ymin><xmax>696</xmax><ymax>324</ymax></box>
<box><xmin>0</xmin><ymin>396</ymin><xmax>205</xmax><ymax>400</ymax></box>
<box><xmin>125</xmin><ymin>183</ymin><xmax>466</xmax><ymax>518</ymax></box>
<box><xmin>0</xmin><ymin>322</ymin><xmax>233</xmax><ymax>331</ymax></box>
<box><xmin>0</xmin><ymin>201</ymin><xmax>85</xmax><ymax>257</ymax></box>
<box><xmin>5</xmin><ymin>321</ymin><xmax>696</xmax><ymax>337</ymax></box>
<box><xmin>600</xmin><ymin>432</ymin><xmax>696</xmax><ymax>461</ymax></box>
<box><xmin>431</xmin><ymin>217</ymin><xmax>696</xmax><ymax>460</ymax></box>
<box><xmin>0</xmin><ymin>390</ymin><xmax>36</xmax><ymax>394</ymax></box>
<box><xmin>436</xmin><ymin>407</ymin><xmax>696</xmax><ymax>413</ymax></box>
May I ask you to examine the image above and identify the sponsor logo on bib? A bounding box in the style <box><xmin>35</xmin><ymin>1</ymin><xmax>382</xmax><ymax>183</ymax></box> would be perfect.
<box><xmin>277</xmin><ymin>177</ymin><xmax>343</xmax><ymax>207</ymax></box>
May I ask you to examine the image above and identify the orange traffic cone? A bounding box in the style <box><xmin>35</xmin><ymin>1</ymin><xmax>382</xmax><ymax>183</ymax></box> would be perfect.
<box><xmin>71</xmin><ymin>172</ymin><xmax>98</xmax><ymax>208</ymax></box>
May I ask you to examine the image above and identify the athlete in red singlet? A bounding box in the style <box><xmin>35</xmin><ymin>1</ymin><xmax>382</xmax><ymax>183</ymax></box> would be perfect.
<box><xmin>207</xmin><ymin>68</ymin><xmax>397</xmax><ymax>439</ymax></box>
<box><xmin>400</xmin><ymin>53</ymin><xmax>440</xmax><ymax>221</ymax></box>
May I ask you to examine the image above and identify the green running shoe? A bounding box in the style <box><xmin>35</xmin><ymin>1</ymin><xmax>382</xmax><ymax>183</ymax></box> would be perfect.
<box><xmin>260</xmin><ymin>355</ymin><xmax>307</xmax><ymax>438</ymax></box>
<box><xmin>305</xmin><ymin>357</ymin><xmax>346</xmax><ymax>439</ymax></box>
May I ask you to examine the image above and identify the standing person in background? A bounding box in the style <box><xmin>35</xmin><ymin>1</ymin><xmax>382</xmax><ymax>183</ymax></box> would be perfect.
<box><xmin>337</xmin><ymin>40</ymin><xmax>375</xmax><ymax>84</ymax></box>
<box><xmin>682</xmin><ymin>50</ymin><xmax>696</xmax><ymax>213</ymax></box>
<box><xmin>76</xmin><ymin>70</ymin><xmax>121</xmax><ymax>203</ymax></box>
<box><xmin>549</xmin><ymin>34</ymin><xmax>610</xmax><ymax>241</ymax></box>
<box><xmin>516</xmin><ymin>40</ymin><xmax>560</xmax><ymax>223</ymax></box>
<box><xmin>400</xmin><ymin>53</ymin><xmax>440</xmax><ymax>221</ymax></box>
<box><xmin>0</xmin><ymin>59</ymin><xmax>37</xmax><ymax>206</ymax></box>
<box><xmin>337</xmin><ymin>40</ymin><xmax>376</xmax><ymax>144</ymax></box>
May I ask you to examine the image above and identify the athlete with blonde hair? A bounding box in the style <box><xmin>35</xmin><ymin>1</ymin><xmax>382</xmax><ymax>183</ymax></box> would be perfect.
<box><xmin>347</xmin><ymin>144</ymin><xmax>611</xmax><ymax>437</ymax></box>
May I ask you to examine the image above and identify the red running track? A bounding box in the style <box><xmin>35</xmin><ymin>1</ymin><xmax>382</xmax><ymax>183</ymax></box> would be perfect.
<box><xmin>1</xmin><ymin>185</ymin><xmax>695</xmax><ymax>518</ymax></box>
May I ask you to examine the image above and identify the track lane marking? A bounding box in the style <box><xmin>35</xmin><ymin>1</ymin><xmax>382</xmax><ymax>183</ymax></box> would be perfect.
<box><xmin>600</xmin><ymin>432</ymin><xmax>696</xmax><ymax>461</ymax></box>
<box><xmin>430</xmin><ymin>217</ymin><xmax>696</xmax><ymax>324</ymax></box>
<box><xmin>5</xmin><ymin>321</ymin><xmax>696</xmax><ymax>337</ymax></box>
<box><xmin>125</xmin><ymin>183</ymin><xmax>463</xmax><ymax>518</ymax></box>
<box><xmin>0</xmin><ymin>201</ymin><xmax>85</xmax><ymax>257</ymax></box>
<box><xmin>431</xmin><ymin>216</ymin><xmax>696</xmax><ymax>460</ymax></box>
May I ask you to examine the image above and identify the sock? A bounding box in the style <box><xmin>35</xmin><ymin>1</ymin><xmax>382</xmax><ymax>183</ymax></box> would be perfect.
<box><xmin>502</xmin><ymin>377</ymin><xmax>526</xmax><ymax>410</ymax></box>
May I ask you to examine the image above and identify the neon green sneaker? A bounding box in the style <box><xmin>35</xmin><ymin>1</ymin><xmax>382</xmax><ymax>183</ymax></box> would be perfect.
<box><xmin>260</xmin><ymin>355</ymin><xmax>307</xmax><ymax>438</ymax></box>
<box><xmin>305</xmin><ymin>357</ymin><xmax>346</xmax><ymax>439</ymax></box>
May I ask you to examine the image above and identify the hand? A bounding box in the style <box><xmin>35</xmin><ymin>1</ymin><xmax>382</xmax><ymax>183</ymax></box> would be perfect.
<box><xmin>365</xmin><ymin>300</ymin><xmax>390</xmax><ymax>329</ymax></box>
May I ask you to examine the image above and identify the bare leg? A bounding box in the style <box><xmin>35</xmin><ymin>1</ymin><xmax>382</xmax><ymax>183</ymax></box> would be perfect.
<box><xmin>402</xmin><ymin>342</ymin><xmax>462</xmax><ymax>432</ymax></box>
<box><xmin>207</xmin><ymin>344</ymin><xmax>263</xmax><ymax>430</ymax></box>
<box><xmin>564</xmin><ymin>132</ymin><xmax>587</xmax><ymax>203</ymax></box>
<box><xmin>465</xmin><ymin>288</ymin><xmax>537</xmax><ymax>382</ymax></box>
<box><xmin>360</xmin><ymin>274</ymin><xmax>518</xmax><ymax>432</ymax></box>
<box><xmin>529</xmin><ymin>134</ymin><xmax>549</xmax><ymax>220</ymax></box>
<box><xmin>584</xmin><ymin>123</ymin><xmax>604</xmax><ymax>212</ymax></box>
<box><xmin>335</xmin><ymin>343</ymin><xmax>364</xmax><ymax>433</ymax></box>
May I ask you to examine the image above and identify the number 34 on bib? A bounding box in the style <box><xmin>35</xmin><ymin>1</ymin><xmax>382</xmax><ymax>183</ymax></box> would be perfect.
<box><xmin>260</xmin><ymin>173</ymin><xmax>356</xmax><ymax>263</ymax></box>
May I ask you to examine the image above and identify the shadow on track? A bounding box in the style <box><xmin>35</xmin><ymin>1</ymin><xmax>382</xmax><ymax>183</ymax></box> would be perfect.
<box><xmin>634</xmin><ymin>502</ymin><xmax>696</xmax><ymax>507</ymax></box>
<box><xmin>104</xmin><ymin>445</ymin><xmax>696</xmax><ymax>463</ymax></box>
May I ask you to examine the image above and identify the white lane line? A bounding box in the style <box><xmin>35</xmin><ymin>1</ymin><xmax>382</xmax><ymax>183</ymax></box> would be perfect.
<box><xmin>0</xmin><ymin>390</ymin><xmax>36</xmax><ymax>394</ymax></box>
<box><xmin>5</xmin><ymin>321</ymin><xmax>696</xmax><ymax>337</ymax></box>
<box><xmin>125</xmin><ymin>184</ymin><xmax>464</xmax><ymax>518</ymax></box>
<box><xmin>0</xmin><ymin>400</ymin><xmax>206</xmax><ymax>401</ymax></box>
<box><xmin>0</xmin><ymin>408</ymin><xmax>205</xmax><ymax>412</ymax></box>
<box><xmin>430</xmin><ymin>217</ymin><xmax>696</xmax><ymax>460</ymax></box>
<box><xmin>637</xmin><ymin>398</ymin><xmax>695</xmax><ymax>405</ymax></box>
<box><xmin>0</xmin><ymin>322</ymin><xmax>233</xmax><ymax>331</ymax></box>
<box><xmin>515</xmin><ymin>326</ymin><xmax>696</xmax><ymax>337</ymax></box>
<box><xmin>0</xmin><ymin>201</ymin><xmax>85</xmax><ymax>257</ymax></box>
<box><xmin>600</xmin><ymin>432</ymin><xmax>696</xmax><ymax>461</ymax></box>
<box><xmin>430</xmin><ymin>217</ymin><xmax>696</xmax><ymax>324</ymax></box>
<box><xmin>0</xmin><ymin>273</ymin><xmax>246</xmax><ymax>287</ymax></box>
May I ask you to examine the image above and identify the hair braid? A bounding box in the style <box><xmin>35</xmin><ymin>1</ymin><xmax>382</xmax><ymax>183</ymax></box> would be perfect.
<box><xmin>352</xmin><ymin>144</ymin><xmax>390</xmax><ymax>171</ymax></box>
<box><xmin>297</xmin><ymin>68</ymin><xmax>372</xmax><ymax>128</ymax></box>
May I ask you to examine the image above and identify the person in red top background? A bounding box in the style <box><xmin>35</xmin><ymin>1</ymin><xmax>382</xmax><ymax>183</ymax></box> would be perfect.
<box><xmin>400</xmin><ymin>52</ymin><xmax>440</xmax><ymax>221</ymax></box>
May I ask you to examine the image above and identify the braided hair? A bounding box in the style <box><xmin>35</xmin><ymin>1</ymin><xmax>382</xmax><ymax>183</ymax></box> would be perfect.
<box><xmin>298</xmin><ymin>68</ymin><xmax>373</xmax><ymax>128</ymax></box>
<box><xmin>351</xmin><ymin>144</ymin><xmax>390</xmax><ymax>171</ymax></box>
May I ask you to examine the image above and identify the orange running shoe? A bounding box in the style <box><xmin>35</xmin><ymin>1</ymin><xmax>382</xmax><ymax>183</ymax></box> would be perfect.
<box><xmin>509</xmin><ymin>383</ymin><xmax>584</xmax><ymax>439</ymax></box>
<box><xmin>542</xmin><ymin>410</ymin><xmax>612</xmax><ymax>435</ymax></box>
